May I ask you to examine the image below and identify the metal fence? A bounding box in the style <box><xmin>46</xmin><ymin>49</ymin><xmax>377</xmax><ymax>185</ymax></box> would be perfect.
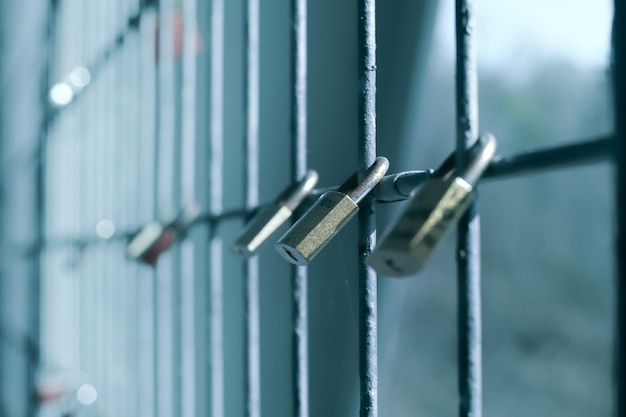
<box><xmin>3</xmin><ymin>0</ymin><xmax>621</xmax><ymax>416</ymax></box>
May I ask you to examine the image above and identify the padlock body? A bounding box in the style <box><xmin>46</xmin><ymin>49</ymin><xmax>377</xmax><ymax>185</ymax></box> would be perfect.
<box><xmin>126</xmin><ymin>222</ymin><xmax>164</xmax><ymax>260</ymax></box>
<box><xmin>275</xmin><ymin>191</ymin><xmax>358</xmax><ymax>265</ymax></box>
<box><xmin>232</xmin><ymin>204</ymin><xmax>292</xmax><ymax>257</ymax></box>
<box><xmin>368</xmin><ymin>177</ymin><xmax>474</xmax><ymax>276</ymax></box>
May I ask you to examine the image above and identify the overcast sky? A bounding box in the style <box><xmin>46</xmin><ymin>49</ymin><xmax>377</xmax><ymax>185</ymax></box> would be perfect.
<box><xmin>435</xmin><ymin>0</ymin><xmax>613</xmax><ymax>70</ymax></box>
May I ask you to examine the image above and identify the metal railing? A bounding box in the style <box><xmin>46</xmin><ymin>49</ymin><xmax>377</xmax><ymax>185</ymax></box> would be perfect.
<box><xmin>24</xmin><ymin>0</ymin><xmax>622</xmax><ymax>416</ymax></box>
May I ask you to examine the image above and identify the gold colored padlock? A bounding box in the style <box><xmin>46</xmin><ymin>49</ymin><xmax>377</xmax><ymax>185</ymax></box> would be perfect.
<box><xmin>232</xmin><ymin>170</ymin><xmax>319</xmax><ymax>258</ymax></box>
<box><xmin>368</xmin><ymin>134</ymin><xmax>497</xmax><ymax>277</ymax></box>
<box><xmin>275</xmin><ymin>157</ymin><xmax>389</xmax><ymax>266</ymax></box>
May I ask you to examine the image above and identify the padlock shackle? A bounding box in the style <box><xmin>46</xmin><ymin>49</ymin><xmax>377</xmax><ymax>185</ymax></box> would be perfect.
<box><xmin>168</xmin><ymin>203</ymin><xmax>201</xmax><ymax>230</ymax></box>
<box><xmin>435</xmin><ymin>133</ymin><xmax>497</xmax><ymax>185</ymax></box>
<box><xmin>461</xmin><ymin>133</ymin><xmax>497</xmax><ymax>185</ymax></box>
<box><xmin>276</xmin><ymin>169</ymin><xmax>319</xmax><ymax>211</ymax></box>
<box><xmin>350</xmin><ymin>156</ymin><xmax>390</xmax><ymax>203</ymax></box>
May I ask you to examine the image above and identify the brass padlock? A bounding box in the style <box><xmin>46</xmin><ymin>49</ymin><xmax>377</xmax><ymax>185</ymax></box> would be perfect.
<box><xmin>368</xmin><ymin>133</ymin><xmax>497</xmax><ymax>276</ymax></box>
<box><xmin>126</xmin><ymin>203</ymin><xmax>200</xmax><ymax>265</ymax></box>
<box><xmin>232</xmin><ymin>170</ymin><xmax>319</xmax><ymax>258</ymax></box>
<box><xmin>275</xmin><ymin>157</ymin><xmax>389</xmax><ymax>265</ymax></box>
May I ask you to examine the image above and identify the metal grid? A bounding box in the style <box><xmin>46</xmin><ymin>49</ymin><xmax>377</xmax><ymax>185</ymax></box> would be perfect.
<box><xmin>18</xmin><ymin>0</ymin><xmax>621</xmax><ymax>416</ymax></box>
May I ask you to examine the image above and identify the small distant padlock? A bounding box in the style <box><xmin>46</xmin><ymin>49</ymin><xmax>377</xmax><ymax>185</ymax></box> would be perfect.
<box><xmin>126</xmin><ymin>203</ymin><xmax>200</xmax><ymax>265</ymax></box>
<box><xmin>368</xmin><ymin>133</ymin><xmax>497</xmax><ymax>277</ymax></box>
<box><xmin>232</xmin><ymin>170</ymin><xmax>319</xmax><ymax>258</ymax></box>
<box><xmin>275</xmin><ymin>157</ymin><xmax>389</xmax><ymax>266</ymax></box>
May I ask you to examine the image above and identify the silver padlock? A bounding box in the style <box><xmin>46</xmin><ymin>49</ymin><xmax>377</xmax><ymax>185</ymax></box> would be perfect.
<box><xmin>232</xmin><ymin>170</ymin><xmax>319</xmax><ymax>258</ymax></box>
<box><xmin>126</xmin><ymin>203</ymin><xmax>200</xmax><ymax>265</ymax></box>
<box><xmin>368</xmin><ymin>133</ymin><xmax>497</xmax><ymax>277</ymax></box>
<box><xmin>275</xmin><ymin>157</ymin><xmax>389</xmax><ymax>266</ymax></box>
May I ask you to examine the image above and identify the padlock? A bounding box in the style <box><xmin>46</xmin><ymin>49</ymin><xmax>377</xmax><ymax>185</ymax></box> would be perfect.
<box><xmin>275</xmin><ymin>157</ymin><xmax>389</xmax><ymax>266</ymax></box>
<box><xmin>232</xmin><ymin>170</ymin><xmax>319</xmax><ymax>258</ymax></box>
<box><xmin>368</xmin><ymin>133</ymin><xmax>497</xmax><ymax>277</ymax></box>
<box><xmin>126</xmin><ymin>203</ymin><xmax>200</xmax><ymax>265</ymax></box>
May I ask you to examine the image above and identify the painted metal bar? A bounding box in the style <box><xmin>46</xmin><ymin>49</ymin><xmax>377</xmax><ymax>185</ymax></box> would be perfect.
<box><xmin>150</xmin><ymin>4</ymin><xmax>162</xmax><ymax>409</ymax></box>
<box><xmin>613</xmin><ymin>1</ymin><xmax>626</xmax><ymax>415</ymax></box>
<box><xmin>171</xmin><ymin>5</ymin><xmax>184</xmax><ymax>414</ymax></box>
<box><xmin>291</xmin><ymin>0</ymin><xmax>309</xmax><ymax>415</ymax></box>
<box><xmin>455</xmin><ymin>0</ymin><xmax>482</xmax><ymax>416</ymax></box>
<box><xmin>104</xmin><ymin>13</ymin><xmax>116</xmax><ymax>406</ymax></box>
<box><xmin>31</xmin><ymin>1</ymin><xmax>57</xmax><ymax>414</ymax></box>
<box><xmin>181</xmin><ymin>2</ymin><xmax>197</xmax><ymax>206</ymax></box>
<box><xmin>156</xmin><ymin>0</ymin><xmax>177</xmax><ymax>414</ymax></box>
<box><xmin>181</xmin><ymin>0</ymin><xmax>197</xmax><ymax>415</ymax></box>
<box><xmin>245</xmin><ymin>0</ymin><xmax>261</xmax><ymax>414</ymax></box>
<box><xmin>209</xmin><ymin>0</ymin><xmax>225</xmax><ymax>414</ymax></box>
<box><xmin>137</xmin><ymin>7</ymin><xmax>158</xmax><ymax>416</ymax></box>
<box><xmin>357</xmin><ymin>0</ymin><xmax>378</xmax><ymax>416</ymax></box>
<box><xmin>106</xmin><ymin>73</ymin><xmax>117</xmax><ymax>416</ymax></box>
<box><xmin>85</xmin><ymin>2</ymin><xmax>99</xmax><ymax>408</ymax></box>
<box><xmin>117</xmin><ymin>6</ymin><xmax>128</xmax><ymax>412</ymax></box>
<box><xmin>113</xmin><ymin>13</ymin><xmax>127</xmax><ymax>412</ymax></box>
<box><xmin>128</xmin><ymin>12</ymin><xmax>141</xmax><ymax>417</ymax></box>
<box><xmin>161</xmin><ymin>3</ymin><xmax>190</xmax><ymax>404</ymax></box>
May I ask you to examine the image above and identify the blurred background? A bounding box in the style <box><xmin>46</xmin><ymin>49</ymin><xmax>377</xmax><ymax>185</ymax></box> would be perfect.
<box><xmin>0</xmin><ymin>0</ymin><xmax>616</xmax><ymax>416</ymax></box>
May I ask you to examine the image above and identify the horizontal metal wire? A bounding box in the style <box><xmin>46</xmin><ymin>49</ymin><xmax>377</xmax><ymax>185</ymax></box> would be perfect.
<box><xmin>2</xmin><ymin>6</ymin><xmax>152</xmax><ymax>175</ymax></box>
<box><xmin>373</xmin><ymin>135</ymin><xmax>614</xmax><ymax>201</ymax></box>
<box><xmin>326</xmin><ymin>135</ymin><xmax>614</xmax><ymax>203</ymax></box>
<box><xmin>40</xmin><ymin>208</ymin><xmax>251</xmax><ymax>249</ymax></box>
<box><xmin>46</xmin><ymin>8</ymin><xmax>147</xmax><ymax>119</ymax></box>
<box><xmin>18</xmin><ymin>135</ymin><xmax>613</xmax><ymax>252</ymax></box>
<box><xmin>483</xmin><ymin>135</ymin><xmax>613</xmax><ymax>179</ymax></box>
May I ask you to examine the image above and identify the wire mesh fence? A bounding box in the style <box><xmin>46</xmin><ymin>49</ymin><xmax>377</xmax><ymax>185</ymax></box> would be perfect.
<box><xmin>1</xmin><ymin>0</ymin><xmax>619</xmax><ymax>416</ymax></box>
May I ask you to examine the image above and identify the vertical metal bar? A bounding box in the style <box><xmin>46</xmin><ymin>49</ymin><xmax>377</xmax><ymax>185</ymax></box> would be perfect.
<box><xmin>33</xmin><ymin>2</ymin><xmax>56</xmax><ymax>414</ymax></box>
<box><xmin>357</xmin><ymin>1</ymin><xmax>377</xmax><ymax>416</ymax></box>
<box><xmin>88</xmin><ymin>6</ymin><xmax>97</xmax><ymax>398</ymax></box>
<box><xmin>291</xmin><ymin>0</ymin><xmax>308</xmax><ymax>415</ymax></box>
<box><xmin>100</xmin><ymin>45</ymin><xmax>109</xmax><ymax>410</ymax></box>
<box><xmin>137</xmin><ymin>7</ymin><xmax>158</xmax><ymax>417</ymax></box>
<box><xmin>77</xmin><ymin>0</ymin><xmax>86</xmax><ymax>392</ymax></box>
<box><xmin>124</xmin><ymin>13</ymin><xmax>139</xmax><ymax>414</ymax></box>
<box><xmin>454</xmin><ymin>1</ymin><xmax>482</xmax><ymax>417</ymax></box>
<box><xmin>126</xmin><ymin>21</ymin><xmax>140</xmax><ymax>416</ymax></box>
<box><xmin>156</xmin><ymin>0</ymin><xmax>177</xmax><ymax>415</ymax></box>
<box><xmin>78</xmin><ymin>0</ymin><xmax>91</xmax><ymax>407</ymax></box>
<box><xmin>93</xmin><ymin>0</ymin><xmax>103</xmax><ymax>404</ymax></box>
<box><xmin>181</xmin><ymin>0</ymin><xmax>197</xmax><ymax>415</ymax></box>
<box><xmin>112</xmin><ymin>5</ymin><xmax>123</xmax><ymax>410</ymax></box>
<box><xmin>105</xmin><ymin>11</ymin><xmax>116</xmax><ymax>407</ymax></box>
<box><xmin>170</xmin><ymin>3</ymin><xmax>184</xmax><ymax>417</ymax></box>
<box><xmin>245</xmin><ymin>0</ymin><xmax>261</xmax><ymax>415</ymax></box>
<box><xmin>181</xmin><ymin>2</ymin><xmax>197</xmax><ymax>205</ymax></box>
<box><xmin>613</xmin><ymin>1</ymin><xmax>626</xmax><ymax>416</ymax></box>
<box><xmin>209</xmin><ymin>0</ymin><xmax>225</xmax><ymax>415</ymax></box>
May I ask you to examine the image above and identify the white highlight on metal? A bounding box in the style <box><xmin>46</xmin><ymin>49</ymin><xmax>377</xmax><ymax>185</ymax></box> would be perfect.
<box><xmin>69</xmin><ymin>67</ymin><xmax>91</xmax><ymax>88</ymax></box>
<box><xmin>76</xmin><ymin>384</ymin><xmax>98</xmax><ymax>405</ymax></box>
<box><xmin>49</xmin><ymin>83</ymin><xmax>74</xmax><ymax>106</ymax></box>
<box><xmin>95</xmin><ymin>219</ymin><xmax>115</xmax><ymax>239</ymax></box>
<box><xmin>126</xmin><ymin>222</ymin><xmax>163</xmax><ymax>259</ymax></box>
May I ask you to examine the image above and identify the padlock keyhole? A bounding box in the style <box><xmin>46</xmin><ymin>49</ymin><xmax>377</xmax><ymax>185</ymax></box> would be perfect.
<box><xmin>285</xmin><ymin>248</ymin><xmax>300</xmax><ymax>263</ymax></box>
<box><xmin>385</xmin><ymin>258</ymin><xmax>402</xmax><ymax>274</ymax></box>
